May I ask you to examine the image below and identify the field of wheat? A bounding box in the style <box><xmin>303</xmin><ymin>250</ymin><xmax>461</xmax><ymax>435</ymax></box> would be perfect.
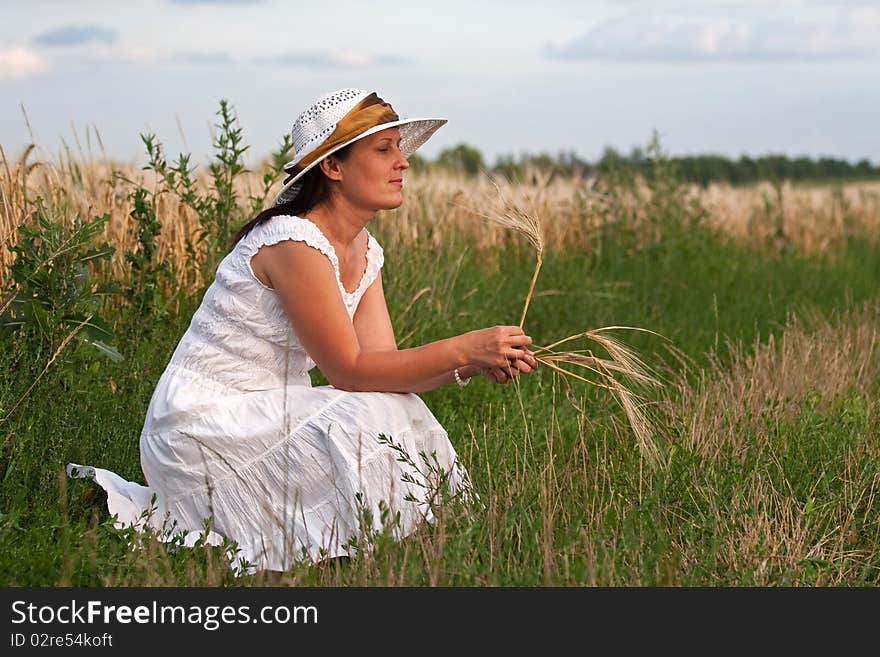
<box><xmin>1</xmin><ymin>135</ymin><xmax>878</xmax><ymax>586</ymax></box>
<box><xmin>3</xmin><ymin>144</ymin><xmax>880</xmax><ymax>286</ymax></box>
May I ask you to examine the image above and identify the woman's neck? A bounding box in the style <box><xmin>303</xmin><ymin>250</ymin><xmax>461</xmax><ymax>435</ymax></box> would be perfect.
<box><xmin>303</xmin><ymin>197</ymin><xmax>373</xmax><ymax>248</ymax></box>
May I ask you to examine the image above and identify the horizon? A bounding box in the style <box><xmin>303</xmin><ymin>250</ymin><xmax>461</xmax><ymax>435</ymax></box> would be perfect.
<box><xmin>5</xmin><ymin>108</ymin><xmax>880</xmax><ymax>170</ymax></box>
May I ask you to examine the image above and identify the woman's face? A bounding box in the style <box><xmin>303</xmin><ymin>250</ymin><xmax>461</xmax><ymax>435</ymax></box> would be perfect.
<box><xmin>328</xmin><ymin>127</ymin><xmax>410</xmax><ymax>212</ymax></box>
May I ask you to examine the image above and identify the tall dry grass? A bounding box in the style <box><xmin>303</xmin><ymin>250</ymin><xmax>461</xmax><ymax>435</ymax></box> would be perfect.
<box><xmin>3</xmin><ymin>146</ymin><xmax>880</xmax><ymax>292</ymax></box>
<box><xmin>699</xmin><ymin>180</ymin><xmax>880</xmax><ymax>253</ymax></box>
<box><xmin>675</xmin><ymin>299</ymin><xmax>880</xmax><ymax>459</ymax></box>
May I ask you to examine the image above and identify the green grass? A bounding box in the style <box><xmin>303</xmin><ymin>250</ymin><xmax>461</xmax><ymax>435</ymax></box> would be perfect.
<box><xmin>1</xmin><ymin>222</ymin><xmax>879</xmax><ymax>586</ymax></box>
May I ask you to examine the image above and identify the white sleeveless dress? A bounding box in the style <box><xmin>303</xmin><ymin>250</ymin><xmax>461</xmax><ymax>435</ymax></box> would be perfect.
<box><xmin>68</xmin><ymin>214</ymin><xmax>471</xmax><ymax>573</ymax></box>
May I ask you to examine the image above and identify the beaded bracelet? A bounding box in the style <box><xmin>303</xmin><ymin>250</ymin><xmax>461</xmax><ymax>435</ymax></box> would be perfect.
<box><xmin>453</xmin><ymin>368</ymin><xmax>470</xmax><ymax>387</ymax></box>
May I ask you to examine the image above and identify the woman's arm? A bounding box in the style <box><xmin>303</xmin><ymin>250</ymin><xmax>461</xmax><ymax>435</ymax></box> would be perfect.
<box><xmin>258</xmin><ymin>239</ymin><xmax>533</xmax><ymax>393</ymax></box>
<box><xmin>353</xmin><ymin>268</ymin><xmax>458</xmax><ymax>392</ymax></box>
<box><xmin>353</xmin><ymin>271</ymin><xmax>526</xmax><ymax>391</ymax></box>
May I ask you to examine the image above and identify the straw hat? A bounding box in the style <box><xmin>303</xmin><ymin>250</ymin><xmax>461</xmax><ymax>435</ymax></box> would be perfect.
<box><xmin>274</xmin><ymin>88</ymin><xmax>447</xmax><ymax>206</ymax></box>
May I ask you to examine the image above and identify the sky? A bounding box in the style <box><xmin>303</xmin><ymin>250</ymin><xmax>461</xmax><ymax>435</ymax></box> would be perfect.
<box><xmin>1</xmin><ymin>0</ymin><xmax>878</xmax><ymax>167</ymax></box>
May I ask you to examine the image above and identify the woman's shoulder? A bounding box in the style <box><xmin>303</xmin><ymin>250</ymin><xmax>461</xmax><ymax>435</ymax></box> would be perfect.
<box><xmin>256</xmin><ymin>213</ymin><xmax>322</xmax><ymax>237</ymax></box>
<box><xmin>242</xmin><ymin>214</ymin><xmax>382</xmax><ymax>273</ymax></box>
<box><xmin>240</xmin><ymin>214</ymin><xmax>333</xmax><ymax>254</ymax></box>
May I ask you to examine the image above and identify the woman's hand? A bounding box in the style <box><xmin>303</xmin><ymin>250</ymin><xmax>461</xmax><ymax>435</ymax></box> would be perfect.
<box><xmin>461</xmin><ymin>325</ymin><xmax>534</xmax><ymax>370</ymax></box>
<box><xmin>481</xmin><ymin>348</ymin><xmax>540</xmax><ymax>385</ymax></box>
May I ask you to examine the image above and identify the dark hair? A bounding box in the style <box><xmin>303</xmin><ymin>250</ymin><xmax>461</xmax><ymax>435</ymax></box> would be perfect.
<box><xmin>230</xmin><ymin>143</ymin><xmax>353</xmax><ymax>247</ymax></box>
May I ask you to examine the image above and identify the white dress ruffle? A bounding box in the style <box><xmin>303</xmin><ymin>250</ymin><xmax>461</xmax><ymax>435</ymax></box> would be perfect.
<box><xmin>69</xmin><ymin>215</ymin><xmax>471</xmax><ymax>573</ymax></box>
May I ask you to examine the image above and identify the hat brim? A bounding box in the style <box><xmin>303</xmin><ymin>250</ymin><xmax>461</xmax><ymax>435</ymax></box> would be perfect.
<box><xmin>273</xmin><ymin>117</ymin><xmax>447</xmax><ymax>206</ymax></box>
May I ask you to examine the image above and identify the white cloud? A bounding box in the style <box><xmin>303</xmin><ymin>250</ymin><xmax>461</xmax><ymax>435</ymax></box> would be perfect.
<box><xmin>0</xmin><ymin>47</ymin><xmax>50</xmax><ymax>80</ymax></box>
<box><xmin>2</xmin><ymin>41</ymin><xmax>160</xmax><ymax>79</ymax></box>
<box><xmin>547</xmin><ymin>6</ymin><xmax>880</xmax><ymax>61</ymax></box>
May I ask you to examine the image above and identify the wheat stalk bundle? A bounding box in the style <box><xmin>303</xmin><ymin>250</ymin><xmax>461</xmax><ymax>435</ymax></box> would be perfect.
<box><xmin>460</xmin><ymin>176</ymin><xmax>665</xmax><ymax>464</ymax></box>
<box><xmin>531</xmin><ymin>327</ymin><xmax>664</xmax><ymax>464</ymax></box>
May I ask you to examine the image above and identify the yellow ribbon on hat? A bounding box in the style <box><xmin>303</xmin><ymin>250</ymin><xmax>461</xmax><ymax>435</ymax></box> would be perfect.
<box><xmin>292</xmin><ymin>93</ymin><xmax>399</xmax><ymax>174</ymax></box>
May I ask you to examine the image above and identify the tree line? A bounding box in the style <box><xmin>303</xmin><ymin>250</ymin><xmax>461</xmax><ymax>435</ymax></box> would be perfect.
<box><xmin>410</xmin><ymin>142</ymin><xmax>880</xmax><ymax>186</ymax></box>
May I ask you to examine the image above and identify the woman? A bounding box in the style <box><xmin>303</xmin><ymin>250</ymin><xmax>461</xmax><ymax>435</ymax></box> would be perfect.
<box><xmin>70</xmin><ymin>88</ymin><xmax>539</xmax><ymax>573</ymax></box>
